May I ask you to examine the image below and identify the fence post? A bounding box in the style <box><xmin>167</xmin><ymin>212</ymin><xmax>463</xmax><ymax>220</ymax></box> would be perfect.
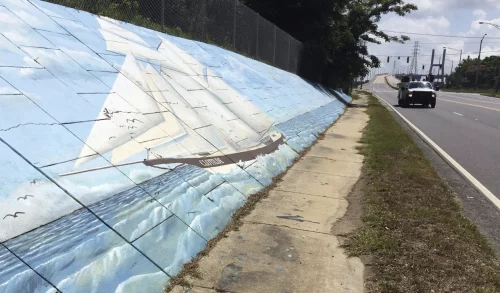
<box><xmin>273</xmin><ymin>26</ymin><xmax>277</xmax><ymax>64</ymax></box>
<box><xmin>287</xmin><ymin>37</ymin><xmax>291</xmax><ymax>72</ymax></box>
<box><xmin>256</xmin><ymin>14</ymin><xmax>259</xmax><ymax>59</ymax></box>
<box><xmin>161</xmin><ymin>0</ymin><xmax>165</xmax><ymax>32</ymax></box>
<box><xmin>297</xmin><ymin>43</ymin><xmax>303</xmax><ymax>74</ymax></box>
<box><xmin>233</xmin><ymin>0</ymin><xmax>237</xmax><ymax>50</ymax></box>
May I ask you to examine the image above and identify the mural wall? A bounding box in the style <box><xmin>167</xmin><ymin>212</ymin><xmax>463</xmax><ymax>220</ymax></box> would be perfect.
<box><xmin>0</xmin><ymin>0</ymin><xmax>351</xmax><ymax>292</ymax></box>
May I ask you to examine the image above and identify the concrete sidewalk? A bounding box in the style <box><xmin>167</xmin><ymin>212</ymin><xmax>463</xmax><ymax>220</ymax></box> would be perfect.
<box><xmin>172</xmin><ymin>97</ymin><xmax>369</xmax><ymax>293</ymax></box>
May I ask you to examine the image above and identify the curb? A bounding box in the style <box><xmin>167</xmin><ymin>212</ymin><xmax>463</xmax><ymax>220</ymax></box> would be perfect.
<box><xmin>384</xmin><ymin>75</ymin><xmax>399</xmax><ymax>90</ymax></box>
<box><xmin>370</xmin><ymin>91</ymin><xmax>500</xmax><ymax>211</ymax></box>
<box><xmin>480</xmin><ymin>93</ymin><xmax>499</xmax><ymax>98</ymax></box>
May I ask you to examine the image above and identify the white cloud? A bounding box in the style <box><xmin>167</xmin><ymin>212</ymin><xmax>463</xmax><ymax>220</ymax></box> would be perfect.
<box><xmin>367</xmin><ymin>0</ymin><xmax>500</xmax><ymax>78</ymax></box>
<box><xmin>473</xmin><ymin>9</ymin><xmax>487</xmax><ymax>19</ymax></box>
<box><xmin>409</xmin><ymin>0</ymin><xmax>500</xmax><ymax>16</ymax></box>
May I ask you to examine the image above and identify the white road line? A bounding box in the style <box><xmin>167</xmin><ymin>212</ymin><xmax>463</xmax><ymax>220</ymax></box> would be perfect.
<box><xmin>453</xmin><ymin>112</ymin><xmax>463</xmax><ymax>116</ymax></box>
<box><xmin>440</xmin><ymin>92</ymin><xmax>500</xmax><ymax>106</ymax></box>
<box><xmin>372</xmin><ymin>91</ymin><xmax>500</xmax><ymax>211</ymax></box>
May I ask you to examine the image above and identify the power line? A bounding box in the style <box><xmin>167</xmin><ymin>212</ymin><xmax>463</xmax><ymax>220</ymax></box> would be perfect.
<box><xmin>390</xmin><ymin>41</ymin><xmax>500</xmax><ymax>45</ymax></box>
<box><xmin>381</xmin><ymin>30</ymin><xmax>500</xmax><ymax>39</ymax></box>
<box><xmin>372</xmin><ymin>49</ymin><xmax>500</xmax><ymax>57</ymax></box>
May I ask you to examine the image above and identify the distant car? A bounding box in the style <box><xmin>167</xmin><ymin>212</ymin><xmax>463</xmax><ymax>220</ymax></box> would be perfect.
<box><xmin>398</xmin><ymin>80</ymin><xmax>437</xmax><ymax>108</ymax></box>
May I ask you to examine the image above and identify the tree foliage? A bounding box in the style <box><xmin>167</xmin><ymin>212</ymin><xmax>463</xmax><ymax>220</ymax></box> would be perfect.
<box><xmin>449</xmin><ymin>56</ymin><xmax>500</xmax><ymax>88</ymax></box>
<box><xmin>242</xmin><ymin>0</ymin><xmax>417</xmax><ymax>89</ymax></box>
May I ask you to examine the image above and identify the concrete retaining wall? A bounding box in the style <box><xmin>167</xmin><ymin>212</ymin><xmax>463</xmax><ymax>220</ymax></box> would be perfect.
<box><xmin>0</xmin><ymin>1</ymin><xmax>350</xmax><ymax>292</ymax></box>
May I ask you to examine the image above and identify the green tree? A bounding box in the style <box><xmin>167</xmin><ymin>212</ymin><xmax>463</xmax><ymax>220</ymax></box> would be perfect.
<box><xmin>243</xmin><ymin>0</ymin><xmax>417</xmax><ymax>90</ymax></box>
<box><xmin>451</xmin><ymin>56</ymin><xmax>500</xmax><ymax>88</ymax></box>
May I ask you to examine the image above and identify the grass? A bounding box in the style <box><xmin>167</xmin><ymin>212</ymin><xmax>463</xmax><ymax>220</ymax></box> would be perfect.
<box><xmin>346</xmin><ymin>91</ymin><xmax>500</xmax><ymax>292</ymax></box>
<box><xmin>442</xmin><ymin>87</ymin><xmax>500</xmax><ymax>98</ymax></box>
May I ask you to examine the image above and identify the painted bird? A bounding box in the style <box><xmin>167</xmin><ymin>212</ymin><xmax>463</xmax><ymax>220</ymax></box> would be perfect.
<box><xmin>3</xmin><ymin>212</ymin><xmax>25</xmax><ymax>220</ymax></box>
<box><xmin>17</xmin><ymin>195</ymin><xmax>34</xmax><ymax>201</ymax></box>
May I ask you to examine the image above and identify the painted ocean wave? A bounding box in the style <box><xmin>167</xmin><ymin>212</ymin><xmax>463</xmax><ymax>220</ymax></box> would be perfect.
<box><xmin>0</xmin><ymin>100</ymin><xmax>344</xmax><ymax>293</ymax></box>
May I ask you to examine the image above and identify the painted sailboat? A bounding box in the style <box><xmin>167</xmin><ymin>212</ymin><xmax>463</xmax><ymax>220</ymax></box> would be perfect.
<box><xmin>61</xmin><ymin>32</ymin><xmax>284</xmax><ymax>177</ymax></box>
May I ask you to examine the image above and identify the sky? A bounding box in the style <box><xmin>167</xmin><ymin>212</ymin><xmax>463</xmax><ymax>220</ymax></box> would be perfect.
<box><xmin>368</xmin><ymin>0</ymin><xmax>500</xmax><ymax>78</ymax></box>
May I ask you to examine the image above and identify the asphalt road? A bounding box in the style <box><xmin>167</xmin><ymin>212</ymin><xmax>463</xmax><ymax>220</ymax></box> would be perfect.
<box><xmin>368</xmin><ymin>76</ymin><xmax>500</xmax><ymax>200</ymax></box>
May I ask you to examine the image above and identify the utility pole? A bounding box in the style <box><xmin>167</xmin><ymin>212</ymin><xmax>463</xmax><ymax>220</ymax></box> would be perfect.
<box><xmin>429</xmin><ymin>49</ymin><xmax>435</xmax><ymax>76</ymax></box>
<box><xmin>475</xmin><ymin>33</ymin><xmax>487</xmax><ymax>90</ymax></box>
<box><xmin>441</xmin><ymin>49</ymin><xmax>446</xmax><ymax>83</ymax></box>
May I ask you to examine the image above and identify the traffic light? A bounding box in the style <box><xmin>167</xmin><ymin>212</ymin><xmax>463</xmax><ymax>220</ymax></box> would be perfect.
<box><xmin>407</xmin><ymin>57</ymin><xmax>410</xmax><ymax>63</ymax></box>
<box><xmin>387</xmin><ymin>56</ymin><xmax>390</xmax><ymax>63</ymax></box>
<box><xmin>398</xmin><ymin>56</ymin><xmax>401</xmax><ymax>60</ymax></box>
<box><xmin>422</xmin><ymin>65</ymin><xmax>425</xmax><ymax>70</ymax></box>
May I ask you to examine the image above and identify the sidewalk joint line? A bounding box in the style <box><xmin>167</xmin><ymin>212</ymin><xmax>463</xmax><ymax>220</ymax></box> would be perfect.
<box><xmin>192</xmin><ymin>284</ymin><xmax>238</xmax><ymax>293</ymax></box>
<box><xmin>289</xmin><ymin>168</ymin><xmax>359</xmax><ymax>178</ymax></box>
<box><xmin>273</xmin><ymin>189</ymin><xmax>348</xmax><ymax>200</ymax></box>
<box><xmin>304</xmin><ymin>154</ymin><xmax>363</xmax><ymax>164</ymax></box>
<box><xmin>245</xmin><ymin>221</ymin><xmax>333</xmax><ymax>236</ymax></box>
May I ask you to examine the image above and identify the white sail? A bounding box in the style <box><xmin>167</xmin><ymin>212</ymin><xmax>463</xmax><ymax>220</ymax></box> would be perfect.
<box><xmin>75</xmin><ymin>24</ymin><xmax>277</xmax><ymax>170</ymax></box>
<box><xmin>105</xmin><ymin>33</ymin><xmax>187</xmax><ymax>74</ymax></box>
<box><xmin>157</xmin><ymin>36</ymin><xmax>203</xmax><ymax>76</ymax></box>
<box><xmin>204</xmin><ymin>74</ymin><xmax>274</xmax><ymax>134</ymax></box>
<box><xmin>109</xmin><ymin>62</ymin><xmax>193</xmax><ymax>164</ymax></box>
<box><xmin>146</xmin><ymin>75</ymin><xmax>231</xmax><ymax>155</ymax></box>
<box><xmin>161</xmin><ymin>69</ymin><xmax>263</xmax><ymax>150</ymax></box>
<box><xmin>142</xmin><ymin>67</ymin><xmax>211</xmax><ymax>130</ymax></box>
<box><xmin>142</xmin><ymin>64</ymin><xmax>186</xmax><ymax>140</ymax></box>
<box><xmin>157</xmin><ymin>37</ymin><xmax>274</xmax><ymax>135</ymax></box>
<box><xmin>97</xmin><ymin>18</ymin><xmax>150</xmax><ymax>47</ymax></box>
<box><xmin>74</xmin><ymin>54</ymin><xmax>164</xmax><ymax>168</ymax></box>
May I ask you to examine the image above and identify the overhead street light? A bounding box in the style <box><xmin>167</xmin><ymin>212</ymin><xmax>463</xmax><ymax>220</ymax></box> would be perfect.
<box><xmin>479</xmin><ymin>22</ymin><xmax>500</xmax><ymax>31</ymax></box>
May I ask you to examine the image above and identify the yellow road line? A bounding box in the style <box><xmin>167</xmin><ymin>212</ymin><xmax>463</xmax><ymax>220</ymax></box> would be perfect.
<box><xmin>438</xmin><ymin>97</ymin><xmax>500</xmax><ymax>112</ymax></box>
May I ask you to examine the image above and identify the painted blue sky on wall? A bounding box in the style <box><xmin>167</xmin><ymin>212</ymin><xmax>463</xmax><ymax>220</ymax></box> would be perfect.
<box><xmin>0</xmin><ymin>0</ymin><xmax>350</xmax><ymax>292</ymax></box>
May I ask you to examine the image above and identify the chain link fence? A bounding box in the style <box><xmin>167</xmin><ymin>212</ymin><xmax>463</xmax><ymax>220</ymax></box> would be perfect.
<box><xmin>42</xmin><ymin>0</ymin><xmax>303</xmax><ymax>73</ymax></box>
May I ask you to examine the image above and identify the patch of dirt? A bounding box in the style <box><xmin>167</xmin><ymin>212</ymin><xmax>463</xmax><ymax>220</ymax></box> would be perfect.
<box><xmin>330</xmin><ymin>176</ymin><xmax>374</xmax><ymax>290</ymax></box>
<box><xmin>331</xmin><ymin>176</ymin><xmax>365</xmax><ymax>240</ymax></box>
